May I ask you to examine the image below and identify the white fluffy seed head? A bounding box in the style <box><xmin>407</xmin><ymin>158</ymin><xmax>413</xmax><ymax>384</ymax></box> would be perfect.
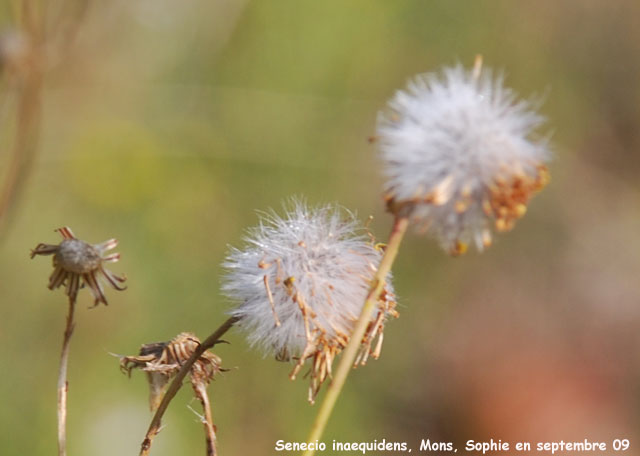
<box><xmin>221</xmin><ymin>201</ymin><xmax>393</xmax><ymax>358</ymax></box>
<box><xmin>377</xmin><ymin>63</ymin><xmax>551</xmax><ymax>254</ymax></box>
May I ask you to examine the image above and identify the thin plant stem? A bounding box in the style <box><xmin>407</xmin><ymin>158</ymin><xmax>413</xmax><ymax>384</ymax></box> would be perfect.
<box><xmin>57</xmin><ymin>294</ymin><xmax>76</xmax><ymax>456</ymax></box>
<box><xmin>192</xmin><ymin>381</ymin><xmax>218</xmax><ymax>456</ymax></box>
<box><xmin>0</xmin><ymin>32</ymin><xmax>43</xmax><ymax>239</ymax></box>
<box><xmin>1</xmin><ymin>0</ymin><xmax>88</xmax><ymax>239</ymax></box>
<box><xmin>139</xmin><ymin>316</ymin><xmax>239</xmax><ymax>456</ymax></box>
<box><xmin>302</xmin><ymin>216</ymin><xmax>409</xmax><ymax>456</ymax></box>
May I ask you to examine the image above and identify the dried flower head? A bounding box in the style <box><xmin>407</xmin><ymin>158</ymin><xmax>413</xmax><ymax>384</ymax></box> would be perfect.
<box><xmin>222</xmin><ymin>201</ymin><xmax>397</xmax><ymax>403</ymax></box>
<box><xmin>120</xmin><ymin>332</ymin><xmax>224</xmax><ymax>411</ymax></box>
<box><xmin>377</xmin><ymin>60</ymin><xmax>551</xmax><ymax>254</ymax></box>
<box><xmin>30</xmin><ymin>227</ymin><xmax>126</xmax><ymax>305</ymax></box>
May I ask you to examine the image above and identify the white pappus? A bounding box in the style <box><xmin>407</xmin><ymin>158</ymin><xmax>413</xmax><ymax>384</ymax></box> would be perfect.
<box><xmin>377</xmin><ymin>61</ymin><xmax>551</xmax><ymax>254</ymax></box>
<box><xmin>221</xmin><ymin>201</ymin><xmax>396</xmax><ymax>402</ymax></box>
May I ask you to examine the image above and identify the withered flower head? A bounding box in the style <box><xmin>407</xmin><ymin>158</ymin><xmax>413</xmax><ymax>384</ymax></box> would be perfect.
<box><xmin>30</xmin><ymin>227</ymin><xmax>126</xmax><ymax>306</ymax></box>
<box><xmin>120</xmin><ymin>332</ymin><xmax>224</xmax><ymax>411</ymax></box>
<box><xmin>222</xmin><ymin>201</ymin><xmax>397</xmax><ymax>403</ymax></box>
<box><xmin>377</xmin><ymin>62</ymin><xmax>551</xmax><ymax>255</ymax></box>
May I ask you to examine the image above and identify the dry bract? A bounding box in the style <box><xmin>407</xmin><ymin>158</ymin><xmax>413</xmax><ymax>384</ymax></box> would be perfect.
<box><xmin>120</xmin><ymin>332</ymin><xmax>223</xmax><ymax>411</ymax></box>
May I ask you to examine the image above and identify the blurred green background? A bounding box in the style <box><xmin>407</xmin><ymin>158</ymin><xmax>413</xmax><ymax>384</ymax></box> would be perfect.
<box><xmin>1</xmin><ymin>1</ymin><xmax>639</xmax><ymax>454</ymax></box>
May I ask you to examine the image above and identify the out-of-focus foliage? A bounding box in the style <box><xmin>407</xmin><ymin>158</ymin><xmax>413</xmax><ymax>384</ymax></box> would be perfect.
<box><xmin>1</xmin><ymin>1</ymin><xmax>639</xmax><ymax>455</ymax></box>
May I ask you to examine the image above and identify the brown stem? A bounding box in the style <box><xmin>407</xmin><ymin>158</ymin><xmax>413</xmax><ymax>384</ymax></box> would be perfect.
<box><xmin>192</xmin><ymin>381</ymin><xmax>217</xmax><ymax>456</ymax></box>
<box><xmin>139</xmin><ymin>316</ymin><xmax>238</xmax><ymax>456</ymax></box>
<box><xmin>0</xmin><ymin>39</ymin><xmax>42</xmax><ymax>239</ymax></box>
<box><xmin>0</xmin><ymin>0</ymin><xmax>89</xmax><ymax>239</ymax></box>
<box><xmin>58</xmin><ymin>295</ymin><xmax>76</xmax><ymax>456</ymax></box>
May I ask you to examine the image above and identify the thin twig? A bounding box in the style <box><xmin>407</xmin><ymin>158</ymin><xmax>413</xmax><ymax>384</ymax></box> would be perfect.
<box><xmin>57</xmin><ymin>294</ymin><xmax>76</xmax><ymax>456</ymax></box>
<box><xmin>139</xmin><ymin>316</ymin><xmax>239</xmax><ymax>456</ymax></box>
<box><xmin>302</xmin><ymin>216</ymin><xmax>410</xmax><ymax>456</ymax></box>
<box><xmin>192</xmin><ymin>381</ymin><xmax>217</xmax><ymax>456</ymax></box>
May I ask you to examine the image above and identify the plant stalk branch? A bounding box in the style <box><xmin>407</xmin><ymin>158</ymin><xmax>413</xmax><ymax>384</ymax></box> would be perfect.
<box><xmin>192</xmin><ymin>381</ymin><xmax>218</xmax><ymax>456</ymax></box>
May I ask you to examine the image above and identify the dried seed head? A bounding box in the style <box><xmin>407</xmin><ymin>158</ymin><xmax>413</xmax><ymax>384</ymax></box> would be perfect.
<box><xmin>222</xmin><ymin>200</ymin><xmax>397</xmax><ymax>403</ymax></box>
<box><xmin>55</xmin><ymin>239</ymin><xmax>102</xmax><ymax>274</ymax></box>
<box><xmin>30</xmin><ymin>227</ymin><xmax>126</xmax><ymax>305</ymax></box>
<box><xmin>377</xmin><ymin>62</ymin><xmax>551</xmax><ymax>254</ymax></box>
<box><xmin>120</xmin><ymin>332</ymin><xmax>223</xmax><ymax>411</ymax></box>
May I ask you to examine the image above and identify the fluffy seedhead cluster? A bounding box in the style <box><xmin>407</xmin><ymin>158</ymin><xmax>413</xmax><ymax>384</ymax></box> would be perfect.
<box><xmin>120</xmin><ymin>332</ymin><xmax>224</xmax><ymax>411</ymax></box>
<box><xmin>377</xmin><ymin>62</ymin><xmax>550</xmax><ymax>254</ymax></box>
<box><xmin>30</xmin><ymin>227</ymin><xmax>126</xmax><ymax>305</ymax></box>
<box><xmin>222</xmin><ymin>202</ymin><xmax>397</xmax><ymax>402</ymax></box>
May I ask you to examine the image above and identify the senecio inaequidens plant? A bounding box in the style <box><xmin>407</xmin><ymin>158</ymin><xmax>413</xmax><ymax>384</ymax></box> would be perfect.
<box><xmin>31</xmin><ymin>227</ymin><xmax>126</xmax><ymax>456</ymax></box>
<box><xmin>222</xmin><ymin>201</ymin><xmax>397</xmax><ymax>403</ymax></box>
<box><xmin>31</xmin><ymin>226</ymin><xmax>126</xmax><ymax>305</ymax></box>
<box><xmin>121</xmin><ymin>332</ymin><xmax>225</xmax><ymax>455</ymax></box>
<box><xmin>302</xmin><ymin>58</ymin><xmax>551</xmax><ymax>456</ymax></box>
<box><xmin>378</xmin><ymin>59</ymin><xmax>550</xmax><ymax>255</ymax></box>
<box><xmin>30</xmin><ymin>57</ymin><xmax>552</xmax><ymax>456</ymax></box>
